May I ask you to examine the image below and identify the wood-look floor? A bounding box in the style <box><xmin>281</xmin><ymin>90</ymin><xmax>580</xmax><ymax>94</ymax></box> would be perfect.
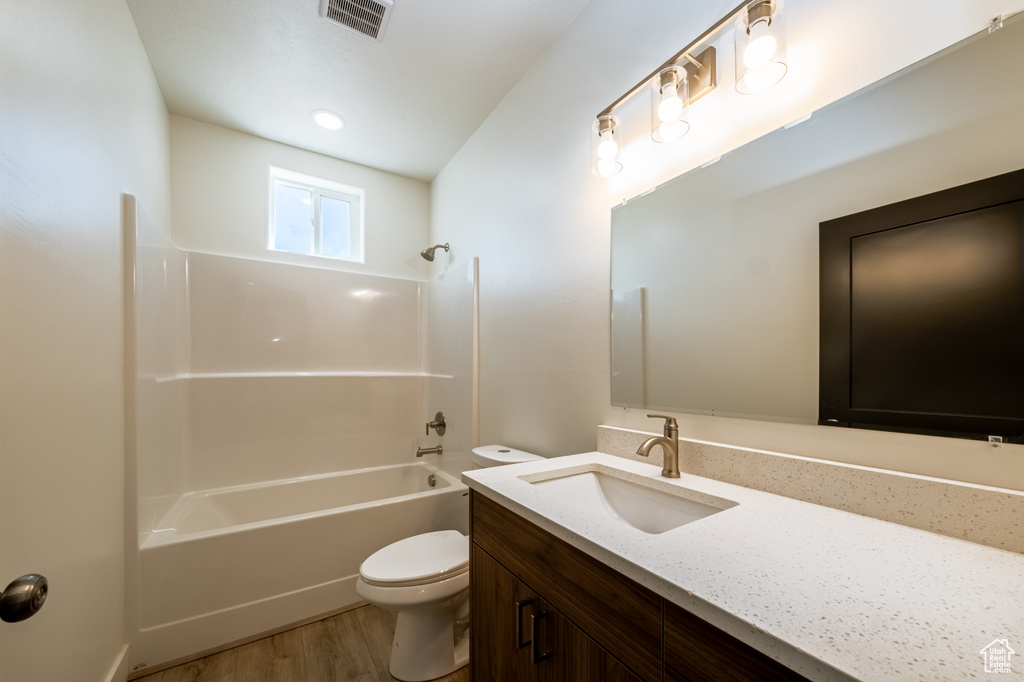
<box><xmin>137</xmin><ymin>605</ymin><xmax>469</xmax><ymax>682</ymax></box>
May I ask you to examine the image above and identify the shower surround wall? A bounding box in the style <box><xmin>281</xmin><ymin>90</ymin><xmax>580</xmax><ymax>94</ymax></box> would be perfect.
<box><xmin>177</xmin><ymin>254</ymin><xmax>424</xmax><ymax>492</ymax></box>
<box><xmin>133</xmin><ymin>198</ymin><xmax>190</xmax><ymax>536</ymax></box>
<box><xmin>128</xmin><ymin>201</ymin><xmax>476</xmax><ymax>669</ymax></box>
<box><xmin>134</xmin><ymin>248</ymin><xmax>476</xmax><ymax>532</ymax></box>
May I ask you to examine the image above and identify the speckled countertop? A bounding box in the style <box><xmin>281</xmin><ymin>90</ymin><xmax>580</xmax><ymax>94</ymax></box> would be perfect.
<box><xmin>462</xmin><ymin>452</ymin><xmax>1024</xmax><ymax>681</ymax></box>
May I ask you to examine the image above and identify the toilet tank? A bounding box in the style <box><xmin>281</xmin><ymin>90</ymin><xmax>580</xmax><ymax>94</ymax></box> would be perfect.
<box><xmin>471</xmin><ymin>445</ymin><xmax>543</xmax><ymax>469</ymax></box>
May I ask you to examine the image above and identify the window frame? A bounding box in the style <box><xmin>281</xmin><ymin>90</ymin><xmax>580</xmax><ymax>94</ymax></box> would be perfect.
<box><xmin>268</xmin><ymin>167</ymin><xmax>364</xmax><ymax>263</ymax></box>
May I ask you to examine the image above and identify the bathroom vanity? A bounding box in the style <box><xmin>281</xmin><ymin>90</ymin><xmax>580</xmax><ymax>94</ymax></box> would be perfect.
<box><xmin>464</xmin><ymin>452</ymin><xmax>1024</xmax><ymax>681</ymax></box>
<box><xmin>471</xmin><ymin>491</ymin><xmax>806</xmax><ymax>681</ymax></box>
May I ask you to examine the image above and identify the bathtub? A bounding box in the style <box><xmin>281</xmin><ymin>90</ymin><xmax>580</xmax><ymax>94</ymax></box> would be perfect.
<box><xmin>131</xmin><ymin>462</ymin><xmax>468</xmax><ymax>675</ymax></box>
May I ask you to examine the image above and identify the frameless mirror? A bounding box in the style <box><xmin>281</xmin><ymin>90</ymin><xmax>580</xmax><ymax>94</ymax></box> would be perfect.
<box><xmin>611</xmin><ymin>17</ymin><xmax>1024</xmax><ymax>421</ymax></box>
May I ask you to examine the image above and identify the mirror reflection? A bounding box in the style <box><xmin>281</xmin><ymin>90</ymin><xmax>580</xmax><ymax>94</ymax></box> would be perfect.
<box><xmin>611</xmin><ymin>17</ymin><xmax>1024</xmax><ymax>421</ymax></box>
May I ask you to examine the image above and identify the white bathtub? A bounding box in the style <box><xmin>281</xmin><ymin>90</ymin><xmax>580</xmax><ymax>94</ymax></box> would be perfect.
<box><xmin>132</xmin><ymin>462</ymin><xmax>468</xmax><ymax>674</ymax></box>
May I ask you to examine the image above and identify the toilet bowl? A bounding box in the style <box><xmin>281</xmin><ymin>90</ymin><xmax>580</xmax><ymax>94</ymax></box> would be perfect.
<box><xmin>356</xmin><ymin>530</ymin><xmax>470</xmax><ymax>681</ymax></box>
<box><xmin>356</xmin><ymin>446</ymin><xmax>542</xmax><ymax>681</ymax></box>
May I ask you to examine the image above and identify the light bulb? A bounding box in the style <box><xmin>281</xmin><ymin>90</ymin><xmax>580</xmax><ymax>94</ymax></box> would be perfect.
<box><xmin>657</xmin><ymin>83</ymin><xmax>684</xmax><ymax>123</ymax></box>
<box><xmin>597</xmin><ymin>130</ymin><xmax>619</xmax><ymax>161</ymax></box>
<box><xmin>743</xmin><ymin>19</ymin><xmax>777</xmax><ymax>69</ymax></box>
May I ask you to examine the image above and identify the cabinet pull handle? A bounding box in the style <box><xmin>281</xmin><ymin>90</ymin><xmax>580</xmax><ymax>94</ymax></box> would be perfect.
<box><xmin>514</xmin><ymin>598</ymin><xmax>534</xmax><ymax>649</ymax></box>
<box><xmin>530</xmin><ymin>610</ymin><xmax>549</xmax><ymax>664</ymax></box>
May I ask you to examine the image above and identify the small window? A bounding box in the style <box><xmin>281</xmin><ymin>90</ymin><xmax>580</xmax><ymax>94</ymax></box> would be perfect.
<box><xmin>269</xmin><ymin>168</ymin><xmax>363</xmax><ymax>262</ymax></box>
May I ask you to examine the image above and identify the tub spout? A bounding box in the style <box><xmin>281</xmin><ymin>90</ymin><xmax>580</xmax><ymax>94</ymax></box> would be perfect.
<box><xmin>417</xmin><ymin>445</ymin><xmax>443</xmax><ymax>457</ymax></box>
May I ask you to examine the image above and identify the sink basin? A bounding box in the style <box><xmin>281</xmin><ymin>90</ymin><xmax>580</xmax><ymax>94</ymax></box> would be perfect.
<box><xmin>525</xmin><ymin>465</ymin><xmax>736</xmax><ymax>534</ymax></box>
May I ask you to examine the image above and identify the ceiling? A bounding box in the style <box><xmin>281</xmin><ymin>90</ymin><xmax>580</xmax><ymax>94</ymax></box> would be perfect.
<box><xmin>127</xmin><ymin>0</ymin><xmax>592</xmax><ymax>182</ymax></box>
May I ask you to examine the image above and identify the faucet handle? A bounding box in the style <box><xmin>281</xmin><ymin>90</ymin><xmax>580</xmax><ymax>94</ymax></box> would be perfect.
<box><xmin>426</xmin><ymin>411</ymin><xmax>447</xmax><ymax>436</ymax></box>
<box><xmin>646</xmin><ymin>414</ymin><xmax>678</xmax><ymax>434</ymax></box>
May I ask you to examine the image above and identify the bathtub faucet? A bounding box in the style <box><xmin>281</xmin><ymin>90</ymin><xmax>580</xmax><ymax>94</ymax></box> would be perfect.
<box><xmin>425</xmin><ymin>412</ymin><xmax>447</xmax><ymax>436</ymax></box>
<box><xmin>417</xmin><ymin>445</ymin><xmax>443</xmax><ymax>457</ymax></box>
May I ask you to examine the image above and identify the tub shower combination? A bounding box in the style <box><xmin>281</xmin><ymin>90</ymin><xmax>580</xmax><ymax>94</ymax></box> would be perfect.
<box><xmin>126</xmin><ymin>196</ymin><xmax>477</xmax><ymax>672</ymax></box>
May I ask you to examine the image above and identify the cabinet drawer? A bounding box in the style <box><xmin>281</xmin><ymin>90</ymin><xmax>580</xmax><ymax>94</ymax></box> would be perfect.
<box><xmin>471</xmin><ymin>492</ymin><xmax>662</xmax><ymax>682</ymax></box>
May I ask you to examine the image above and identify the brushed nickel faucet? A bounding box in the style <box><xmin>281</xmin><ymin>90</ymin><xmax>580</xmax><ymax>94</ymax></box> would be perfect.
<box><xmin>417</xmin><ymin>445</ymin><xmax>443</xmax><ymax>457</ymax></box>
<box><xmin>636</xmin><ymin>414</ymin><xmax>680</xmax><ymax>478</ymax></box>
<box><xmin>425</xmin><ymin>411</ymin><xmax>447</xmax><ymax>436</ymax></box>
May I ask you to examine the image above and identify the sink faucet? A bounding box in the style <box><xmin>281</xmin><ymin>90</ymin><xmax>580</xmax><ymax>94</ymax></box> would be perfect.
<box><xmin>636</xmin><ymin>414</ymin><xmax>680</xmax><ymax>478</ymax></box>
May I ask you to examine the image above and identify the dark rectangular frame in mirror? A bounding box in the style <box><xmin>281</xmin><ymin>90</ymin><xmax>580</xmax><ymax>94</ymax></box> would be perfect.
<box><xmin>819</xmin><ymin>167</ymin><xmax>1024</xmax><ymax>442</ymax></box>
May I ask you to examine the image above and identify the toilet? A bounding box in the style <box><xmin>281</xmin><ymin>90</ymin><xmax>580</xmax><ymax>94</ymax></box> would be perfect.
<box><xmin>355</xmin><ymin>445</ymin><xmax>543</xmax><ymax>681</ymax></box>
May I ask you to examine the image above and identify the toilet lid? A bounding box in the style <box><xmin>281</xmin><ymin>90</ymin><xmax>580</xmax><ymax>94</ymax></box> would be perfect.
<box><xmin>359</xmin><ymin>530</ymin><xmax>469</xmax><ymax>587</ymax></box>
<box><xmin>471</xmin><ymin>444</ymin><xmax>544</xmax><ymax>467</ymax></box>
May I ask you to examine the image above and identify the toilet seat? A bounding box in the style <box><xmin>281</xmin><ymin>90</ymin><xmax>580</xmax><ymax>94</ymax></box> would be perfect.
<box><xmin>359</xmin><ymin>530</ymin><xmax>468</xmax><ymax>587</ymax></box>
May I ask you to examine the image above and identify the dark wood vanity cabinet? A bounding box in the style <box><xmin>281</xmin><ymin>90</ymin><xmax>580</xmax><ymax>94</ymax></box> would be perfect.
<box><xmin>470</xmin><ymin>491</ymin><xmax>811</xmax><ymax>682</ymax></box>
<box><xmin>537</xmin><ymin>596</ymin><xmax>642</xmax><ymax>682</ymax></box>
<box><xmin>471</xmin><ymin>545</ymin><xmax>641</xmax><ymax>682</ymax></box>
<box><xmin>471</xmin><ymin>492</ymin><xmax>659</xmax><ymax>681</ymax></box>
<box><xmin>470</xmin><ymin>543</ymin><xmax>536</xmax><ymax>680</ymax></box>
<box><xmin>663</xmin><ymin>601</ymin><xmax>810</xmax><ymax>682</ymax></box>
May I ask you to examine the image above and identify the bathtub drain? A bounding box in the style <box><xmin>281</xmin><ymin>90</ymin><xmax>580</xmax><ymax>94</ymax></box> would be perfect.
<box><xmin>427</xmin><ymin>474</ymin><xmax>437</xmax><ymax>487</ymax></box>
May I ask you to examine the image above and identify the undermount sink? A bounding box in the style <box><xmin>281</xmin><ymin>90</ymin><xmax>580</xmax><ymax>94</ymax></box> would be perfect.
<box><xmin>524</xmin><ymin>465</ymin><xmax>736</xmax><ymax>534</ymax></box>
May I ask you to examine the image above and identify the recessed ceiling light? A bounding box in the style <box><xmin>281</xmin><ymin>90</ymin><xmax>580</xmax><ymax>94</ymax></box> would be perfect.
<box><xmin>311</xmin><ymin>109</ymin><xmax>345</xmax><ymax>130</ymax></box>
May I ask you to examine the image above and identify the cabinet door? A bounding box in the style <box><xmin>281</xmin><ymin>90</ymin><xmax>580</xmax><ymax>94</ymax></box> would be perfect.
<box><xmin>536</xmin><ymin>599</ymin><xmax>643</xmax><ymax>682</ymax></box>
<box><xmin>472</xmin><ymin>492</ymin><xmax>662</xmax><ymax>681</ymax></box>
<box><xmin>471</xmin><ymin>544</ymin><xmax>537</xmax><ymax>682</ymax></box>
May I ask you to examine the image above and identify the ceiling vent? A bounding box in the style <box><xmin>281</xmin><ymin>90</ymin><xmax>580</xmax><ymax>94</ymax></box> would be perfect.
<box><xmin>318</xmin><ymin>0</ymin><xmax>394</xmax><ymax>43</ymax></box>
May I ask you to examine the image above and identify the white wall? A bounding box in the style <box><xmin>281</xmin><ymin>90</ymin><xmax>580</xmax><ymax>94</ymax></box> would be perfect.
<box><xmin>0</xmin><ymin>0</ymin><xmax>170</xmax><ymax>681</ymax></box>
<box><xmin>170</xmin><ymin>115</ymin><xmax>432</xmax><ymax>280</ymax></box>
<box><xmin>431</xmin><ymin>0</ymin><xmax>1024</xmax><ymax>490</ymax></box>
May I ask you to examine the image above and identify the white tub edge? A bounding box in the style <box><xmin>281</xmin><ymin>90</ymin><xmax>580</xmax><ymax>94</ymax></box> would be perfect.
<box><xmin>140</xmin><ymin>462</ymin><xmax>466</xmax><ymax>549</ymax></box>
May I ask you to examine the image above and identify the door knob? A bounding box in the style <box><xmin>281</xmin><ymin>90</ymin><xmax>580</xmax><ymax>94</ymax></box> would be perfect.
<box><xmin>1</xmin><ymin>574</ymin><xmax>48</xmax><ymax>623</ymax></box>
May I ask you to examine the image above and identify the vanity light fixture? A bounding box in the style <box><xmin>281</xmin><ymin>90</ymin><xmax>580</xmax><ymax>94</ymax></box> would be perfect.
<box><xmin>593</xmin><ymin>0</ymin><xmax>788</xmax><ymax>176</ymax></box>
<box><xmin>311</xmin><ymin>109</ymin><xmax>345</xmax><ymax>130</ymax></box>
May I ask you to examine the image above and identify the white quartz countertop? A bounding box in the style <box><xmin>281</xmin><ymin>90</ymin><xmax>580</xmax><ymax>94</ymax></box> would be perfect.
<box><xmin>462</xmin><ymin>452</ymin><xmax>1024</xmax><ymax>681</ymax></box>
